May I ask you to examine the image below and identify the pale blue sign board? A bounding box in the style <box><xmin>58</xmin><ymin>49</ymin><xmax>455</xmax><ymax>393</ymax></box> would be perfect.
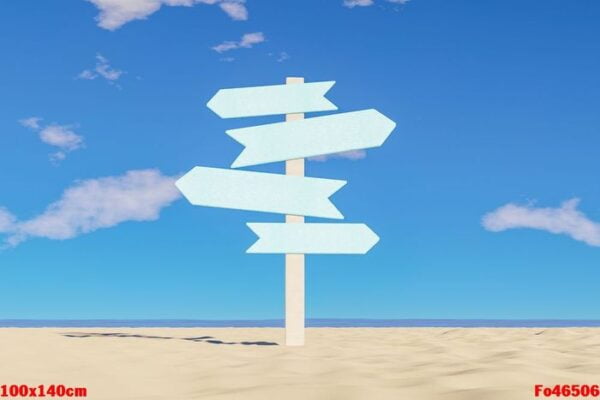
<box><xmin>175</xmin><ymin>167</ymin><xmax>346</xmax><ymax>219</ymax></box>
<box><xmin>246</xmin><ymin>223</ymin><xmax>379</xmax><ymax>254</ymax></box>
<box><xmin>227</xmin><ymin>109</ymin><xmax>396</xmax><ymax>168</ymax></box>
<box><xmin>207</xmin><ymin>81</ymin><xmax>337</xmax><ymax>119</ymax></box>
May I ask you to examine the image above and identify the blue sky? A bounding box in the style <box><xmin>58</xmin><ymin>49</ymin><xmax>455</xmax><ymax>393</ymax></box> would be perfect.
<box><xmin>1</xmin><ymin>0</ymin><xmax>599</xmax><ymax>319</ymax></box>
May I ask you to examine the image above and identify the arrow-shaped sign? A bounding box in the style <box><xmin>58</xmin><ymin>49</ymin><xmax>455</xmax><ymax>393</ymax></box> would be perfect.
<box><xmin>246</xmin><ymin>223</ymin><xmax>379</xmax><ymax>254</ymax></box>
<box><xmin>226</xmin><ymin>109</ymin><xmax>396</xmax><ymax>168</ymax></box>
<box><xmin>175</xmin><ymin>167</ymin><xmax>346</xmax><ymax>219</ymax></box>
<box><xmin>207</xmin><ymin>81</ymin><xmax>337</xmax><ymax>119</ymax></box>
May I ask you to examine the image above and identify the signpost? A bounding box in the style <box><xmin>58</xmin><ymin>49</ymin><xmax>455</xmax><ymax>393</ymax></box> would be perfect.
<box><xmin>176</xmin><ymin>77</ymin><xmax>396</xmax><ymax>346</ymax></box>
<box><xmin>246</xmin><ymin>223</ymin><xmax>379</xmax><ymax>254</ymax></box>
<box><xmin>207</xmin><ymin>80</ymin><xmax>337</xmax><ymax>118</ymax></box>
<box><xmin>175</xmin><ymin>166</ymin><xmax>346</xmax><ymax>219</ymax></box>
<box><xmin>284</xmin><ymin>77</ymin><xmax>306</xmax><ymax>346</ymax></box>
<box><xmin>227</xmin><ymin>109</ymin><xmax>396</xmax><ymax>168</ymax></box>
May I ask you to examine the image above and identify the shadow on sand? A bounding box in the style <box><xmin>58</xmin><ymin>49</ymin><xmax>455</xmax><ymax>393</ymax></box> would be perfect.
<box><xmin>61</xmin><ymin>332</ymin><xmax>278</xmax><ymax>346</ymax></box>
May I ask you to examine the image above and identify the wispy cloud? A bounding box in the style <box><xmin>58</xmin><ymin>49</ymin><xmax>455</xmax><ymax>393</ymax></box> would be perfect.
<box><xmin>19</xmin><ymin>118</ymin><xmax>85</xmax><ymax>163</ymax></box>
<box><xmin>343</xmin><ymin>0</ymin><xmax>409</xmax><ymax>7</ymax></box>
<box><xmin>0</xmin><ymin>169</ymin><xmax>181</xmax><ymax>248</ymax></box>
<box><xmin>19</xmin><ymin>117</ymin><xmax>42</xmax><ymax>130</ymax></box>
<box><xmin>0</xmin><ymin>208</ymin><xmax>16</xmax><ymax>233</ymax></box>
<box><xmin>343</xmin><ymin>0</ymin><xmax>374</xmax><ymax>7</ymax></box>
<box><xmin>212</xmin><ymin>32</ymin><xmax>265</xmax><ymax>53</ymax></box>
<box><xmin>482</xmin><ymin>198</ymin><xmax>600</xmax><ymax>247</ymax></box>
<box><xmin>78</xmin><ymin>54</ymin><xmax>124</xmax><ymax>86</ymax></box>
<box><xmin>277</xmin><ymin>51</ymin><xmax>290</xmax><ymax>62</ymax></box>
<box><xmin>87</xmin><ymin>0</ymin><xmax>248</xmax><ymax>31</ymax></box>
<box><xmin>40</xmin><ymin>125</ymin><xmax>85</xmax><ymax>162</ymax></box>
<box><xmin>309</xmin><ymin>150</ymin><xmax>367</xmax><ymax>162</ymax></box>
<box><xmin>218</xmin><ymin>1</ymin><xmax>247</xmax><ymax>20</ymax></box>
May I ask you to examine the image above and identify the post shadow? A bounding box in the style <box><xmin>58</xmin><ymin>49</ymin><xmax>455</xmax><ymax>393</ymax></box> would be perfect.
<box><xmin>61</xmin><ymin>332</ymin><xmax>278</xmax><ymax>346</ymax></box>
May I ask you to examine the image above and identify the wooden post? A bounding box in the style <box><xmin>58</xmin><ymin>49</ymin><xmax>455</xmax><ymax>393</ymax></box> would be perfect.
<box><xmin>285</xmin><ymin>77</ymin><xmax>305</xmax><ymax>346</ymax></box>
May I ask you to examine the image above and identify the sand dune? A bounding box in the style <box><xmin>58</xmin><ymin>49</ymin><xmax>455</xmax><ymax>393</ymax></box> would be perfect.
<box><xmin>1</xmin><ymin>328</ymin><xmax>599</xmax><ymax>399</ymax></box>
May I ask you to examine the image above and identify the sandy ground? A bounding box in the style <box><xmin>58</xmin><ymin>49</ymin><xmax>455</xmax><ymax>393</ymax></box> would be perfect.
<box><xmin>1</xmin><ymin>328</ymin><xmax>599</xmax><ymax>399</ymax></box>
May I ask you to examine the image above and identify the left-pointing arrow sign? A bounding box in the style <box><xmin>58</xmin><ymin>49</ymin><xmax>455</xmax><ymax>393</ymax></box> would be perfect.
<box><xmin>175</xmin><ymin>167</ymin><xmax>346</xmax><ymax>219</ymax></box>
<box><xmin>246</xmin><ymin>223</ymin><xmax>380</xmax><ymax>254</ymax></box>
<box><xmin>206</xmin><ymin>81</ymin><xmax>337</xmax><ymax>118</ymax></box>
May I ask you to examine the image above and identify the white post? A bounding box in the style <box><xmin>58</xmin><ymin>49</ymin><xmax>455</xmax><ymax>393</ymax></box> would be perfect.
<box><xmin>285</xmin><ymin>77</ymin><xmax>305</xmax><ymax>346</ymax></box>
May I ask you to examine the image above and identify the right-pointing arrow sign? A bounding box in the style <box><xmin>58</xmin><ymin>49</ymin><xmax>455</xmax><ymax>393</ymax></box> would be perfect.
<box><xmin>175</xmin><ymin>167</ymin><xmax>346</xmax><ymax>219</ymax></box>
<box><xmin>227</xmin><ymin>109</ymin><xmax>396</xmax><ymax>168</ymax></box>
<box><xmin>207</xmin><ymin>81</ymin><xmax>337</xmax><ymax>119</ymax></box>
<box><xmin>246</xmin><ymin>223</ymin><xmax>379</xmax><ymax>254</ymax></box>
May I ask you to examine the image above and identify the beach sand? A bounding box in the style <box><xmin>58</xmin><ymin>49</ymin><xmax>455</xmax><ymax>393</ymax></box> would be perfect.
<box><xmin>0</xmin><ymin>328</ymin><xmax>599</xmax><ymax>399</ymax></box>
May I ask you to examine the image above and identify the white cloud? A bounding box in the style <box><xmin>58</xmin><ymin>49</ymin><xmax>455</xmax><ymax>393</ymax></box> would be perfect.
<box><xmin>95</xmin><ymin>54</ymin><xmax>123</xmax><ymax>80</ymax></box>
<box><xmin>39</xmin><ymin>125</ymin><xmax>84</xmax><ymax>151</ymax></box>
<box><xmin>343</xmin><ymin>0</ymin><xmax>409</xmax><ymax>7</ymax></box>
<box><xmin>78</xmin><ymin>54</ymin><xmax>124</xmax><ymax>86</ymax></box>
<box><xmin>212</xmin><ymin>32</ymin><xmax>265</xmax><ymax>53</ymax></box>
<box><xmin>20</xmin><ymin>118</ymin><xmax>85</xmax><ymax>163</ymax></box>
<box><xmin>0</xmin><ymin>208</ymin><xmax>16</xmax><ymax>233</ymax></box>
<box><xmin>343</xmin><ymin>0</ymin><xmax>374</xmax><ymax>7</ymax></box>
<box><xmin>309</xmin><ymin>150</ymin><xmax>367</xmax><ymax>162</ymax></box>
<box><xmin>219</xmin><ymin>1</ymin><xmax>247</xmax><ymax>20</ymax></box>
<box><xmin>482</xmin><ymin>198</ymin><xmax>600</xmax><ymax>247</ymax></box>
<box><xmin>212</xmin><ymin>41</ymin><xmax>238</xmax><ymax>53</ymax></box>
<box><xmin>239</xmin><ymin>32</ymin><xmax>264</xmax><ymax>47</ymax></box>
<box><xmin>87</xmin><ymin>0</ymin><xmax>247</xmax><ymax>30</ymax></box>
<box><xmin>1</xmin><ymin>169</ymin><xmax>181</xmax><ymax>247</ymax></box>
<box><xmin>267</xmin><ymin>51</ymin><xmax>290</xmax><ymax>62</ymax></box>
<box><xmin>78</xmin><ymin>69</ymin><xmax>97</xmax><ymax>80</ymax></box>
<box><xmin>19</xmin><ymin>117</ymin><xmax>42</xmax><ymax>130</ymax></box>
<box><xmin>277</xmin><ymin>51</ymin><xmax>290</xmax><ymax>62</ymax></box>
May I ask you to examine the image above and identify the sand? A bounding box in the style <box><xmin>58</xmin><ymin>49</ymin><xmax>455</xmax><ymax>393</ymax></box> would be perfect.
<box><xmin>1</xmin><ymin>328</ymin><xmax>599</xmax><ymax>399</ymax></box>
